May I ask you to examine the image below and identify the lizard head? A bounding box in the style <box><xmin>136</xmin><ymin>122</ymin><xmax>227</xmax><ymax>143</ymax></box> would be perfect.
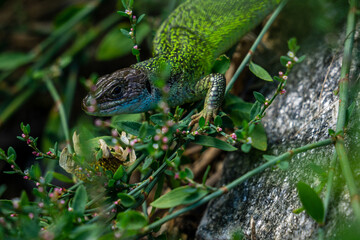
<box><xmin>82</xmin><ymin>67</ymin><xmax>158</xmax><ymax>116</ymax></box>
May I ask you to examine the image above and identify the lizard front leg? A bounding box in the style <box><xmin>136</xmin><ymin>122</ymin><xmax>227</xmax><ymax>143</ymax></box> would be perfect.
<box><xmin>190</xmin><ymin>73</ymin><xmax>226</xmax><ymax>126</ymax></box>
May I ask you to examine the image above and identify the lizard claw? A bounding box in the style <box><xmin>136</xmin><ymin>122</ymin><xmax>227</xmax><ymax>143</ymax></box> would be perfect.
<box><xmin>189</xmin><ymin>109</ymin><xmax>217</xmax><ymax>127</ymax></box>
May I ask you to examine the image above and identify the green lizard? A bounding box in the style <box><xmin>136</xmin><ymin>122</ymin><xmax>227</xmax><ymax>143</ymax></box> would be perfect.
<box><xmin>83</xmin><ymin>0</ymin><xmax>281</xmax><ymax>125</ymax></box>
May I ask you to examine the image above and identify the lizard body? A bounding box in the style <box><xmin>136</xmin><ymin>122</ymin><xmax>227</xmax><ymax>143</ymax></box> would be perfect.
<box><xmin>83</xmin><ymin>0</ymin><xmax>281</xmax><ymax>123</ymax></box>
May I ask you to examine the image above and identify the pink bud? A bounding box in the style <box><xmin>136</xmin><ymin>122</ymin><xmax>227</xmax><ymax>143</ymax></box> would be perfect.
<box><xmin>231</xmin><ymin>133</ymin><xmax>237</xmax><ymax>140</ymax></box>
<box><xmin>133</xmin><ymin>45</ymin><xmax>138</xmax><ymax>50</ymax></box>
<box><xmin>21</xmin><ymin>134</ymin><xmax>26</xmax><ymax>138</ymax></box>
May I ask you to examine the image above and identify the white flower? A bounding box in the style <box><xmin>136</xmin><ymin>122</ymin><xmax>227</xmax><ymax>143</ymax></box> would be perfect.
<box><xmin>287</xmin><ymin>51</ymin><xmax>295</xmax><ymax>58</ymax></box>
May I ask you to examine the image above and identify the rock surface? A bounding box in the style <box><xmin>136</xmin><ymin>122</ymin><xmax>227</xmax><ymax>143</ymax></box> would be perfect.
<box><xmin>196</xmin><ymin>27</ymin><xmax>360</xmax><ymax>239</ymax></box>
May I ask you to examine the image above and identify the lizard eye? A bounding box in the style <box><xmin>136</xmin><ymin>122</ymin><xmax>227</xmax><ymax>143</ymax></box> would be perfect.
<box><xmin>111</xmin><ymin>86</ymin><xmax>122</xmax><ymax>98</ymax></box>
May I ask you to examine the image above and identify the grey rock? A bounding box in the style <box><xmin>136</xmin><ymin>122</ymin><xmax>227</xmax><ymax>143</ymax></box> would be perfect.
<box><xmin>196</xmin><ymin>27</ymin><xmax>360</xmax><ymax>239</ymax></box>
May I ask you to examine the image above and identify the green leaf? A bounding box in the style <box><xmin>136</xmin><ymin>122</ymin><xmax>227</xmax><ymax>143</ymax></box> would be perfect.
<box><xmin>111</xmin><ymin>121</ymin><xmax>155</xmax><ymax>137</ymax></box>
<box><xmin>96</xmin><ymin>23</ymin><xmax>151</xmax><ymax>60</ymax></box>
<box><xmin>120</xmin><ymin>28</ymin><xmax>130</xmax><ymax>37</ymax></box>
<box><xmin>52</xmin><ymin>172</ymin><xmax>73</xmax><ymax>183</ymax></box>
<box><xmin>132</xmin><ymin>47</ymin><xmax>140</xmax><ymax>55</ymax></box>
<box><xmin>193</xmin><ymin>135</ymin><xmax>237</xmax><ymax>151</ymax></box>
<box><xmin>249</xmin><ymin>123</ymin><xmax>267</xmax><ymax>151</ymax></box>
<box><xmin>139</xmin><ymin>122</ymin><xmax>148</xmax><ymax>139</ymax></box>
<box><xmin>151</xmin><ymin>186</ymin><xmax>208</xmax><ymax>208</ymax></box>
<box><xmin>346</xmin><ymin>101</ymin><xmax>356</xmax><ymax>127</ymax></box>
<box><xmin>117</xmin><ymin>193</ymin><xmax>135</xmax><ymax>207</ymax></box>
<box><xmin>263</xmin><ymin>154</ymin><xmax>276</xmax><ymax>161</ymax></box>
<box><xmin>96</xmin><ymin>149</ymin><xmax>103</xmax><ymax>161</ymax></box>
<box><xmin>121</xmin><ymin>0</ymin><xmax>127</xmax><ymax>8</ymax></box>
<box><xmin>253</xmin><ymin>91</ymin><xmax>265</xmax><ymax>104</ymax></box>
<box><xmin>278</xmin><ymin>161</ymin><xmax>289</xmax><ymax>170</ymax></box>
<box><xmin>297</xmin><ymin>182</ymin><xmax>324</xmax><ymax>223</ymax></box>
<box><xmin>72</xmin><ymin>185</ymin><xmax>88</xmax><ymax>216</ymax></box>
<box><xmin>249</xmin><ymin>61</ymin><xmax>272</xmax><ymax>81</ymax></box>
<box><xmin>137</xmin><ymin>14</ymin><xmax>146</xmax><ymax>24</ymax></box>
<box><xmin>0</xmin><ymin>185</ymin><xmax>6</xmax><ymax>197</ymax></box>
<box><xmin>0</xmin><ymin>52</ymin><xmax>34</xmax><ymax>70</ymax></box>
<box><xmin>273</xmin><ymin>76</ymin><xmax>284</xmax><ymax>82</ymax></box>
<box><xmin>297</xmin><ymin>55</ymin><xmax>306</xmax><ymax>63</ymax></box>
<box><xmin>212</xmin><ymin>54</ymin><xmax>230</xmax><ymax>74</ymax></box>
<box><xmin>142</xmin><ymin>156</ymin><xmax>153</xmax><ymax>170</ymax></box>
<box><xmin>117</xmin><ymin>210</ymin><xmax>148</xmax><ymax>230</ymax></box>
<box><xmin>111</xmin><ymin>114</ymin><xmax>142</xmax><ymax>122</ymax></box>
<box><xmin>44</xmin><ymin>171</ymin><xmax>53</xmax><ymax>184</ymax></box>
<box><xmin>241</xmin><ymin>143</ymin><xmax>251</xmax><ymax>153</ymax></box>
<box><xmin>184</xmin><ymin>167</ymin><xmax>194</xmax><ymax>179</ymax></box>
<box><xmin>7</xmin><ymin>147</ymin><xmax>16</xmax><ymax>161</ymax></box>
<box><xmin>202</xmin><ymin>166</ymin><xmax>211</xmax><ymax>185</ymax></box>
<box><xmin>280</xmin><ymin>56</ymin><xmax>292</xmax><ymax>66</ymax></box>
<box><xmin>20</xmin><ymin>190</ymin><xmax>29</xmax><ymax>206</ymax></box>
<box><xmin>214</xmin><ymin>115</ymin><xmax>222</xmax><ymax>127</ymax></box>
<box><xmin>198</xmin><ymin>117</ymin><xmax>205</xmax><ymax>128</ymax></box>
<box><xmin>117</xmin><ymin>11</ymin><xmax>129</xmax><ymax>17</ymax></box>
<box><xmin>288</xmin><ymin>37</ymin><xmax>298</xmax><ymax>52</ymax></box>
<box><xmin>250</xmin><ymin>101</ymin><xmax>261</xmax><ymax>120</ymax></box>
<box><xmin>150</xmin><ymin>113</ymin><xmax>166</xmax><ymax>126</ymax></box>
<box><xmin>129</xmin><ymin>0</ymin><xmax>134</xmax><ymax>7</ymax></box>
<box><xmin>308</xmin><ymin>163</ymin><xmax>326</xmax><ymax>176</ymax></box>
<box><xmin>113</xmin><ymin>165</ymin><xmax>125</xmax><ymax>180</ymax></box>
<box><xmin>29</xmin><ymin>164</ymin><xmax>41</xmax><ymax>179</ymax></box>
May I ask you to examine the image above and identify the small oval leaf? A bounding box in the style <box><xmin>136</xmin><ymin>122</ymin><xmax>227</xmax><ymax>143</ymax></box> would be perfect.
<box><xmin>193</xmin><ymin>135</ymin><xmax>237</xmax><ymax>151</ymax></box>
<box><xmin>297</xmin><ymin>182</ymin><xmax>324</xmax><ymax>223</ymax></box>
<box><xmin>117</xmin><ymin>193</ymin><xmax>135</xmax><ymax>208</ymax></box>
<box><xmin>151</xmin><ymin>186</ymin><xmax>208</xmax><ymax>208</ymax></box>
<box><xmin>72</xmin><ymin>185</ymin><xmax>88</xmax><ymax>216</ymax></box>
<box><xmin>116</xmin><ymin>210</ymin><xmax>148</xmax><ymax>230</ymax></box>
<box><xmin>249</xmin><ymin>123</ymin><xmax>267</xmax><ymax>151</ymax></box>
<box><xmin>249</xmin><ymin>61</ymin><xmax>272</xmax><ymax>81</ymax></box>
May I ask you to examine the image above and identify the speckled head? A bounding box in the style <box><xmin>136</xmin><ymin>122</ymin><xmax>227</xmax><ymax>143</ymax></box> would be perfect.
<box><xmin>82</xmin><ymin>67</ymin><xmax>159</xmax><ymax>116</ymax></box>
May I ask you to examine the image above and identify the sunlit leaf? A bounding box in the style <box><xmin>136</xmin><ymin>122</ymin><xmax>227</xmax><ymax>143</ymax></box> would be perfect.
<box><xmin>249</xmin><ymin>61</ymin><xmax>272</xmax><ymax>81</ymax></box>
<box><xmin>193</xmin><ymin>135</ymin><xmax>237</xmax><ymax>151</ymax></box>
<box><xmin>117</xmin><ymin>210</ymin><xmax>148</xmax><ymax>230</ymax></box>
<box><xmin>151</xmin><ymin>186</ymin><xmax>208</xmax><ymax>208</ymax></box>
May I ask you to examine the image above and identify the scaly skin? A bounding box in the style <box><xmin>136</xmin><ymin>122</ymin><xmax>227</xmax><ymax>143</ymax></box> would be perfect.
<box><xmin>83</xmin><ymin>0</ymin><xmax>281</xmax><ymax>125</ymax></box>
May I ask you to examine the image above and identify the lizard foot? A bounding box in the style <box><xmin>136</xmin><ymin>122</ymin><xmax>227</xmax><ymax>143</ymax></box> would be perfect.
<box><xmin>189</xmin><ymin>109</ymin><xmax>217</xmax><ymax>127</ymax></box>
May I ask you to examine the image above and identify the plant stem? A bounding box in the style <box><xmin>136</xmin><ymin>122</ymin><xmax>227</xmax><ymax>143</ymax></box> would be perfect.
<box><xmin>143</xmin><ymin>138</ymin><xmax>333</xmax><ymax>232</ymax></box>
<box><xmin>225</xmin><ymin>0</ymin><xmax>288</xmax><ymax>95</ymax></box>
<box><xmin>323</xmin><ymin>153</ymin><xmax>337</xmax><ymax>221</ymax></box>
<box><xmin>334</xmin><ymin>0</ymin><xmax>360</xmax><ymax>222</ymax></box>
<box><xmin>44</xmin><ymin>76</ymin><xmax>73</xmax><ymax>154</ymax></box>
<box><xmin>318</xmin><ymin>152</ymin><xmax>337</xmax><ymax>240</ymax></box>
